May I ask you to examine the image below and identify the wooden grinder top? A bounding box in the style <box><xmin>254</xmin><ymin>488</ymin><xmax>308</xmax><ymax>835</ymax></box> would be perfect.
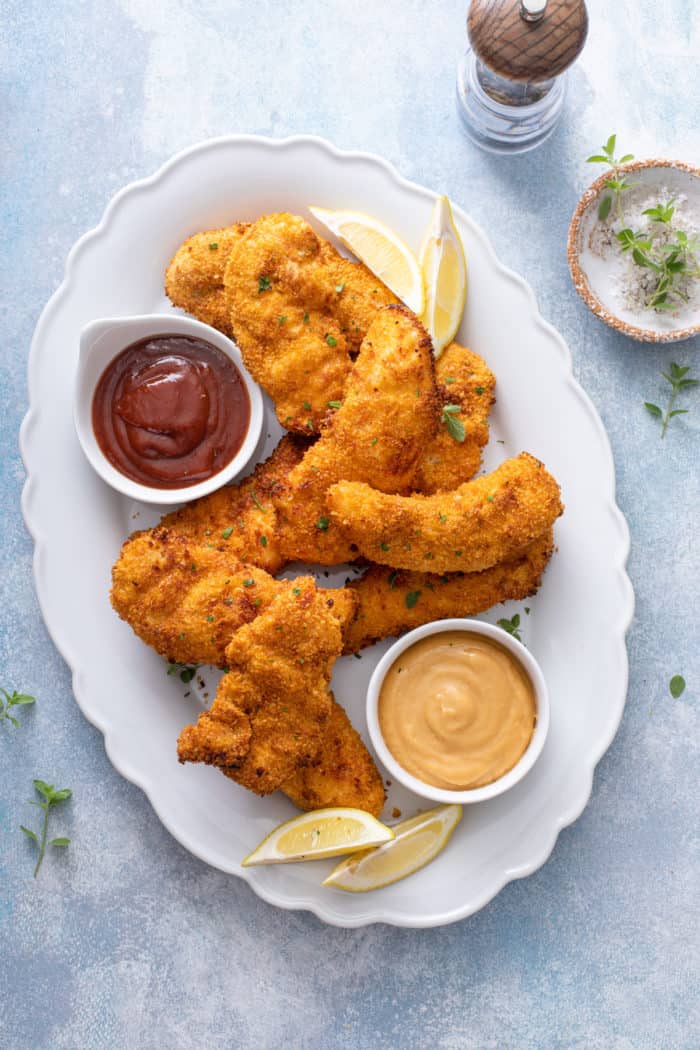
<box><xmin>468</xmin><ymin>0</ymin><xmax>588</xmax><ymax>83</ymax></box>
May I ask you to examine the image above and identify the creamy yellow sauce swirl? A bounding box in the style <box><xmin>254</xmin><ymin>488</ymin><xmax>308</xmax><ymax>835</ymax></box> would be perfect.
<box><xmin>378</xmin><ymin>631</ymin><xmax>536</xmax><ymax>790</ymax></box>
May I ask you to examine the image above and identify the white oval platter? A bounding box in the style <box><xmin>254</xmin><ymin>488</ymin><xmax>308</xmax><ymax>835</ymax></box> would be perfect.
<box><xmin>20</xmin><ymin>136</ymin><xmax>633</xmax><ymax>927</ymax></box>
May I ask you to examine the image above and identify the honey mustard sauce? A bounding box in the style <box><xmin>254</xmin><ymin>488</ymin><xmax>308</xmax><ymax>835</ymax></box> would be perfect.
<box><xmin>378</xmin><ymin>631</ymin><xmax>536</xmax><ymax>790</ymax></box>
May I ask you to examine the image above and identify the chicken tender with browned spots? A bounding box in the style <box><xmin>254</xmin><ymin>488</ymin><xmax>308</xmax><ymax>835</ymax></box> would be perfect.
<box><xmin>177</xmin><ymin>580</ymin><xmax>341</xmax><ymax>794</ymax></box>
<box><xmin>328</xmin><ymin>453</ymin><xmax>563</xmax><ymax>575</ymax></box>
<box><xmin>417</xmin><ymin>342</ymin><xmax>495</xmax><ymax>493</ymax></box>
<box><xmin>110</xmin><ymin>531</ymin><xmax>358</xmax><ymax>667</ymax></box>
<box><xmin>165</xmin><ymin>224</ymin><xmax>249</xmax><ymax>336</ymax></box>
<box><xmin>156</xmin><ymin>435</ymin><xmax>307</xmax><ymax>575</ymax></box>
<box><xmin>344</xmin><ymin>531</ymin><xmax>554</xmax><ymax>652</ymax></box>
<box><xmin>274</xmin><ymin>304</ymin><xmax>439</xmax><ymax>565</ymax></box>
<box><xmin>281</xmin><ymin>699</ymin><xmax>385</xmax><ymax>816</ymax></box>
<box><xmin>223</xmin><ymin>213</ymin><xmax>396</xmax><ymax>432</ymax></box>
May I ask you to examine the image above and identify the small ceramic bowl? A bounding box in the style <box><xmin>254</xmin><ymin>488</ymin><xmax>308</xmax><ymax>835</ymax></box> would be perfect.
<box><xmin>366</xmin><ymin>618</ymin><xmax>550</xmax><ymax>805</ymax></box>
<box><xmin>74</xmin><ymin>314</ymin><xmax>264</xmax><ymax>504</ymax></box>
<box><xmin>568</xmin><ymin>159</ymin><xmax>700</xmax><ymax>343</ymax></box>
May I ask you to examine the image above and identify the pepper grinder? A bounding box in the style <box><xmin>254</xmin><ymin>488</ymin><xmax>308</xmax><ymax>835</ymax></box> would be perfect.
<box><xmin>457</xmin><ymin>0</ymin><xmax>588</xmax><ymax>154</ymax></box>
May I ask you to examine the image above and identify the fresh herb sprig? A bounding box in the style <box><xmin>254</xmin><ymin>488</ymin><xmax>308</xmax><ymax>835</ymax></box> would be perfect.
<box><xmin>587</xmin><ymin>134</ymin><xmax>635</xmax><ymax>223</ymax></box>
<box><xmin>587</xmin><ymin>136</ymin><xmax>700</xmax><ymax>311</ymax></box>
<box><xmin>644</xmin><ymin>362</ymin><xmax>698</xmax><ymax>438</ymax></box>
<box><xmin>20</xmin><ymin>780</ymin><xmax>72</xmax><ymax>877</ymax></box>
<box><xmin>497</xmin><ymin>613</ymin><xmax>522</xmax><ymax>642</ymax></box>
<box><xmin>167</xmin><ymin>661</ymin><xmax>200</xmax><ymax>684</ymax></box>
<box><xmin>441</xmin><ymin>404</ymin><xmax>465</xmax><ymax>443</ymax></box>
<box><xmin>0</xmin><ymin>688</ymin><xmax>36</xmax><ymax>728</ymax></box>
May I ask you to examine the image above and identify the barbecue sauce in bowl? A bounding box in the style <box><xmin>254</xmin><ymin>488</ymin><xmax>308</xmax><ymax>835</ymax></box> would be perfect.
<box><xmin>92</xmin><ymin>335</ymin><xmax>250</xmax><ymax>488</ymax></box>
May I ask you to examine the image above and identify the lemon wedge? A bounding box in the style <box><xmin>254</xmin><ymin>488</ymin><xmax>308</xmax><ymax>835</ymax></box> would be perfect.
<box><xmin>309</xmin><ymin>206</ymin><xmax>425</xmax><ymax>315</ymax></box>
<box><xmin>242</xmin><ymin>808</ymin><xmax>394</xmax><ymax>866</ymax></box>
<box><xmin>419</xmin><ymin>196</ymin><xmax>467</xmax><ymax>358</ymax></box>
<box><xmin>322</xmin><ymin>804</ymin><xmax>462</xmax><ymax>892</ymax></box>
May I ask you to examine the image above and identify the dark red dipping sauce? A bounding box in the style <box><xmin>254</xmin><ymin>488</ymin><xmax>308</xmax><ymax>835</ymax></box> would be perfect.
<box><xmin>92</xmin><ymin>335</ymin><xmax>250</xmax><ymax>488</ymax></box>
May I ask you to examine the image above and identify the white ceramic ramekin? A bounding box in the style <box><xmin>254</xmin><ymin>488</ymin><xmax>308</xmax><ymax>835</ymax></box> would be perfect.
<box><xmin>74</xmin><ymin>314</ymin><xmax>263</xmax><ymax>504</ymax></box>
<box><xmin>366</xmin><ymin>618</ymin><xmax>550</xmax><ymax>804</ymax></box>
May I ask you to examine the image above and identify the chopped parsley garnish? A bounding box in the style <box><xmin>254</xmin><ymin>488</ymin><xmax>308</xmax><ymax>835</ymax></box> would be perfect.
<box><xmin>260</xmin><ymin>535</ymin><xmax>268</xmax><ymax>547</ymax></box>
<box><xmin>475</xmin><ymin>386</ymin><xmax>485</xmax><ymax>395</ymax></box>
<box><xmin>439</xmin><ymin>513</ymin><xmax>447</xmax><ymax>522</ymax></box>
<box><xmin>221</xmin><ymin>527</ymin><xmax>233</xmax><ymax>539</ymax></box>
<box><xmin>167</xmin><ymin>661</ymin><xmax>200</xmax><ymax>684</ymax></box>
<box><xmin>325</xmin><ymin>334</ymin><xmax>338</xmax><ymax>346</ymax></box>
<box><xmin>303</xmin><ymin>401</ymin><xmax>311</xmax><ymax>410</ymax></box>
<box><xmin>209</xmin><ymin>242</ymin><xmax>218</xmax><ymax>250</ymax></box>
<box><xmin>380</xmin><ymin>542</ymin><xmax>390</xmax><ymax>551</ymax></box>
<box><xmin>249</xmin><ymin>488</ymin><xmax>266</xmax><ymax>512</ymax></box>
<box><xmin>190</xmin><ymin>563</ymin><xmax>197</xmax><ymax>572</ymax></box>
<box><xmin>242</xmin><ymin>578</ymin><xmax>255</xmax><ymax>588</ymax></box>
<box><xmin>387</xmin><ymin>570</ymin><xmax>398</xmax><ymax>589</ymax></box>
<box><xmin>371</xmin><ymin>437</ymin><xmax>378</xmax><ymax>446</ymax></box>
<box><xmin>206</xmin><ymin>615</ymin><xmax>214</xmax><ymax>623</ymax></box>
<box><xmin>306</xmin><ymin>419</ymin><xmax>314</xmax><ymax>430</ymax></box>
<box><xmin>405</xmin><ymin>590</ymin><xmax>421</xmax><ymax>609</ymax></box>
<box><xmin>444</xmin><ymin>376</ymin><xmax>456</xmax><ymax>384</ymax></box>
<box><xmin>487</xmin><ymin>495</ymin><xmax>495</xmax><ymax>503</ymax></box>
<box><xmin>303</xmin><ymin>311</ymin><xmax>310</xmax><ymax>324</ymax></box>
<box><xmin>258</xmin><ymin>275</ymin><xmax>271</xmax><ymax>292</ymax></box>
<box><xmin>279</xmin><ymin>315</ymin><xmax>287</xmax><ymax>325</ymax></box>
<box><xmin>316</xmin><ymin>517</ymin><xmax>330</xmax><ymax>531</ymax></box>
<box><xmin>292</xmin><ymin>587</ymin><xmax>301</xmax><ymax>595</ymax></box>
<box><xmin>327</xmin><ymin>400</ymin><xmax>342</xmax><ymax>409</ymax></box>
<box><xmin>335</xmin><ymin>282</ymin><xmax>345</xmax><ymax>293</ymax></box>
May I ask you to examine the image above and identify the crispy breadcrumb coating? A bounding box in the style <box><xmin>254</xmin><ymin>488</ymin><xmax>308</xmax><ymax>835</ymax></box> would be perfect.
<box><xmin>344</xmin><ymin>531</ymin><xmax>554</xmax><ymax>652</ymax></box>
<box><xmin>328</xmin><ymin>452</ymin><xmax>563</xmax><ymax>574</ymax></box>
<box><xmin>177</xmin><ymin>579</ymin><xmax>341</xmax><ymax>794</ymax></box>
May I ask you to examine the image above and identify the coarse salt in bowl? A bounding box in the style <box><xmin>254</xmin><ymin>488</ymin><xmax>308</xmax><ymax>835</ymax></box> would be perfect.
<box><xmin>568</xmin><ymin>159</ymin><xmax>700</xmax><ymax>343</ymax></box>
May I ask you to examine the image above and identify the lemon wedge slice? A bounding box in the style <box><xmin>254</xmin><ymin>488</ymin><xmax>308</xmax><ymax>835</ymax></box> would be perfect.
<box><xmin>242</xmin><ymin>808</ymin><xmax>394</xmax><ymax>866</ymax></box>
<box><xmin>419</xmin><ymin>196</ymin><xmax>467</xmax><ymax>358</ymax></box>
<box><xmin>309</xmin><ymin>206</ymin><xmax>425</xmax><ymax>315</ymax></box>
<box><xmin>322</xmin><ymin>804</ymin><xmax>462</xmax><ymax>892</ymax></box>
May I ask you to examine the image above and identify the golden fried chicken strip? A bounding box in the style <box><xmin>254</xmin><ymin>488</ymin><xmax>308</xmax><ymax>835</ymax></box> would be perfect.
<box><xmin>165</xmin><ymin>218</ymin><xmax>495</xmax><ymax>489</ymax></box>
<box><xmin>274</xmin><ymin>304</ymin><xmax>438</xmax><ymax>564</ymax></box>
<box><xmin>344</xmin><ymin>530</ymin><xmax>554</xmax><ymax>652</ymax></box>
<box><xmin>224</xmin><ymin>213</ymin><xmax>396</xmax><ymax>432</ymax></box>
<box><xmin>417</xmin><ymin>342</ymin><xmax>495</xmax><ymax>493</ymax></box>
<box><xmin>111</xmin><ymin>531</ymin><xmax>358</xmax><ymax>667</ymax></box>
<box><xmin>328</xmin><ymin>452</ymin><xmax>563</xmax><ymax>574</ymax></box>
<box><xmin>165</xmin><ymin>224</ymin><xmax>249</xmax><ymax>336</ymax></box>
<box><xmin>156</xmin><ymin>435</ymin><xmax>307</xmax><ymax>575</ymax></box>
<box><xmin>280</xmin><ymin>698</ymin><xmax>385</xmax><ymax>816</ymax></box>
<box><xmin>178</xmin><ymin>580</ymin><xmax>341</xmax><ymax>794</ymax></box>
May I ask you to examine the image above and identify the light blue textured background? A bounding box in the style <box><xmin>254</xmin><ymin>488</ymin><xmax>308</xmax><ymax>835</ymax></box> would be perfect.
<box><xmin>1</xmin><ymin>2</ymin><xmax>698</xmax><ymax>1047</ymax></box>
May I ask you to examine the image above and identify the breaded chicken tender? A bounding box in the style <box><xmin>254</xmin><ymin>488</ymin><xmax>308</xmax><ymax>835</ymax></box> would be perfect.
<box><xmin>111</xmin><ymin>531</ymin><xmax>357</xmax><ymax>667</ymax></box>
<box><xmin>177</xmin><ymin>580</ymin><xmax>340</xmax><ymax>794</ymax></box>
<box><xmin>165</xmin><ymin>217</ymin><xmax>494</xmax><ymax>487</ymax></box>
<box><xmin>417</xmin><ymin>342</ymin><xmax>495</xmax><ymax>492</ymax></box>
<box><xmin>155</xmin><ymin>435</ymin><xmax>307</xmax><ymax>575</ymax></box>
<box><xmin>165</xmin><ymin>224</ymin><xmax>249</xmax><ymax>336</ymax></box>
<box><xmin>223</xmin><ymin>213</ymin><xmax>396</xmax><ymax>432</ymax></box>
<box><xmin>328</xmin><ymin>452</ymin><xmax>563</xmax><ymax>575</ymax></box>
<box><xmin>344</xmin><ymin>531</ymin><xmax>554</xmax><ymax>652</ymax></box>
<box><xmin>280</xmin><ymin>699</ymin><xmax>385</xmax><ymax>816</ymax></box>
<box><xmin>274</xmin><ymin>304</ymin><xmax>438</xmax><ymax>564</ymax></box>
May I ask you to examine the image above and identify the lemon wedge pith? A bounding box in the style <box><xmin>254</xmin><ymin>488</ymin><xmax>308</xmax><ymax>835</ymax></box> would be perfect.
<box><xmin>419</xmin><ymin>196</ymin><xmax>467</xmax><ymax>358</ymax></box>
<box><xmin>242</xmin><ymin>807</ymin><xmax>394</xmax><ymax>866</ymax></box>
<box><xmin>322</xmin><ymin>804</ymin><xmax>463</xmax><ymax>892</ymax></box>
<box><xmin>309</xmin><ymin>206</ymin><xmax>425</xmax><ymax>316</ymax></box>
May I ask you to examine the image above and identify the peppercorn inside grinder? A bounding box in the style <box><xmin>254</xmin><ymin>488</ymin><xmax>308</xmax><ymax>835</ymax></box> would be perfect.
<box><xmin>457</xmin><ymin>0</ymin><xmax>588</xmax><ymax>154</ymax></box>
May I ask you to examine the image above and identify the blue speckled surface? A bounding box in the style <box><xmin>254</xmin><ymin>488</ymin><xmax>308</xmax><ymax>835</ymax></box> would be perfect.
<box><xmin>2</xmin><ymin>1</ymin><xmax>698</xmax><ymax>1047</ymax></box>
